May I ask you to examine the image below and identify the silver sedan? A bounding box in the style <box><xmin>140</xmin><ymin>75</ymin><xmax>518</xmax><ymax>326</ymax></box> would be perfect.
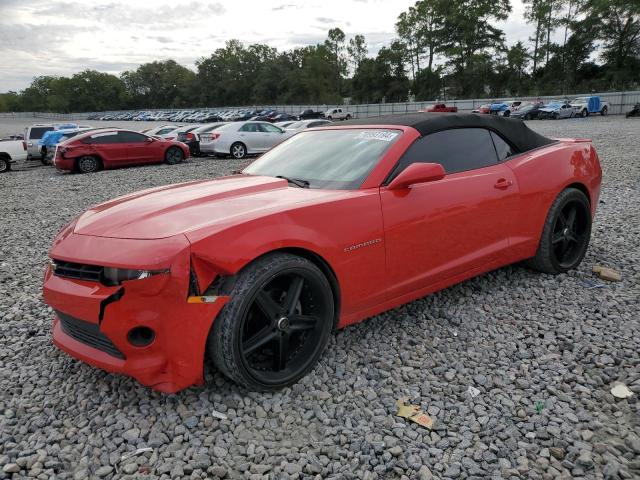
<box><xmin>208</xmin><ymin>121</ymin><xmax>289</xmax><ymax>159</ymax></box>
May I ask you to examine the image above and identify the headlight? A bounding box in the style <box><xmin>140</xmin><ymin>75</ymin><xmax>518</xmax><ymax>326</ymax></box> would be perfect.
<box><xmin>102</xmin><ymin>267</ymin><xmax>169</xmax><ymax>286</ymax></box>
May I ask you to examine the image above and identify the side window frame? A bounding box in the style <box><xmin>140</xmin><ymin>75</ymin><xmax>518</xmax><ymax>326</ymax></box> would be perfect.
<box><xmin>384</xmin><ymin>127</ymin><xmax>502</xmax><ymax>184</ymax></box>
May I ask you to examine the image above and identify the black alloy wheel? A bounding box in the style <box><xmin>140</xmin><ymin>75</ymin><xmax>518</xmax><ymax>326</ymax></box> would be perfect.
<box><xmin>209</xmin><ymin>253</ymin><xmax>334</xmax><ymax>390</ymax></box>
<box><xmin>527</xmin><ymin>188</ymin><xmax>591</xmax><ymax>274</ymax></box>
<box><xmin>165</xmin><ymin>147</ymin><xmax>184</xmax><ymax>165</ymax></box>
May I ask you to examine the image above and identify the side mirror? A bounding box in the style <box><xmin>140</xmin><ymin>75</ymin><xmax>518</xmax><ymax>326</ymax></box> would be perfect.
<box><xmin>387</xmin><ymin>162</ymin><xmax>446</xmax><ymax>190</ymax></box>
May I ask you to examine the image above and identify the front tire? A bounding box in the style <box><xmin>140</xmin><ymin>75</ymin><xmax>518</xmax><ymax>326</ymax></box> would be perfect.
<box><xmin>76</xmin><ymin>155</ymin><xmax>100</xmax><ymax>173</ymax></box>
<box><xmin>208</xmin><ymin>253</ymin><xmax>334</xmax><ymax>391</ymax></box>
<box><xmin>0</xmin><ymin>157</ymin><xmax>10</xmax><ymax>173</ymax></box>
<box><xmin>527</xmin><ymin>188</ymin><xmax>592</xmax><ymax>274</ymax></box>
<box><xmin>230</xmin><ymin>142</ymin><xmax>247</xmax><ymax>159</ymax></box>
<box><xmin>165</xmin><ymin>146</ymin><xmax>184</xmax><ymax>165</ymax></box>
<box><xmin>503</xmin><ymin>110</ymin><xmax>510</xmax><ymax>117</ymax></box>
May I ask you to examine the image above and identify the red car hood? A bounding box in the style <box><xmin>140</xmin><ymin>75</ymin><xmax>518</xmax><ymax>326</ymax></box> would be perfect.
<box><xmin>73</xmin><ymin>175</ymin><xmax>344</xmax><ymax>240</ymax></box>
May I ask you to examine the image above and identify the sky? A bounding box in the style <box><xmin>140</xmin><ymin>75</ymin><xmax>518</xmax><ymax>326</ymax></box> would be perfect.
<box><xmin>0</xmin><ymin>0</ymin><xmax>537</xmax><ymax>93</ymax></box>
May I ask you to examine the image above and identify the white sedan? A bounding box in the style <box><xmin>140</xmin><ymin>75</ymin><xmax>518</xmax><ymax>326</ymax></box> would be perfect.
<box><xmin>204</xmin><ymin>121</ymin><xmax>289</xmax><ymax>159</ymax></box>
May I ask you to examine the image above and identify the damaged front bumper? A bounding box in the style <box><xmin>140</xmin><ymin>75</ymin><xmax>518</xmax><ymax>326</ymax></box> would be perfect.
<box><xmin>43</xmin><ymin>232</ymin><xmax>228</xmax><ymax>393</ymax></box>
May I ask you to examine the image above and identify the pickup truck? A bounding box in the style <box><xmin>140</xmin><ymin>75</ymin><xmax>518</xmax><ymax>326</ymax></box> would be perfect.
<box><xmin>298</xmin><ymin>109</ymin><xmax>325</xmax><ymax>120</ymax></box>
<box><xmin>420</xmin><ymin>103</ymin><xmax>458</xmax><ymax>113</ymax></box>
<box><xmin>324</xmin><ymin>108</ymin><xmax>353</xmax><ymax>120</ymax></box>
<box><xmin>570</xmin><ymin>96</ymin><xmax>609</xmax><ymax>117</ymax></box>
<box><xmin>0</xmin><ymin>139</ymin><xmax>28</xmax><ymax>173</ymax></box>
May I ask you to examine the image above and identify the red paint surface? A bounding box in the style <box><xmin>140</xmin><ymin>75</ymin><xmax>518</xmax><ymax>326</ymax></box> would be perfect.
<box><xmin>43</xmin><ymin>124</ymin><xmax>602</xmax><ymax>392</ymax></box>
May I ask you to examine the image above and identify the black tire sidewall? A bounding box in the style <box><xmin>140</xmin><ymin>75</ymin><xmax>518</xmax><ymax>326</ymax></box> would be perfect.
<box><xmin>165</xmin><ymin>147</ymin><xmax>183</xmax><ymax>164</ymax></box>
<box><xmin>231</xmin><ymin>142</ymin><xmax>246</xmax><ymax>159</ymax></box>
<box><xmin>0</xmin><ymin>158</ymin><xmax>8</xmax><ymax>173</ymax></box>
<box><xmin>209</xmin><ymin>253</ymin><xmax>334</xmax><ymax>390</ymax></box>
<box><xmin>77</xmin><ymin>156</ymin><xmax>99</xmax><ymax>173</ymax></box>
<box><xmin>532</xmin><ymin>188</ymin><xmax>592</xmax><ymax>274</ymax></box>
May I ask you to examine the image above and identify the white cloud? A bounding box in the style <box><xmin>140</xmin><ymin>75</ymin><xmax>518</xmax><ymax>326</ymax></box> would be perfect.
<box><xmin>0</xmin><ymin>0</ymin><xmax>542</xmax><ymax>92</ymax></box>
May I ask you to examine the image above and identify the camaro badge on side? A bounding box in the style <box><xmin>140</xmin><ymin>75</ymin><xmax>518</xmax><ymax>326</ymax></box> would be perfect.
<box><xmin>344</xmin><ymin>238</ymin><xmax>382</xmax><ymax>253</ymax></box>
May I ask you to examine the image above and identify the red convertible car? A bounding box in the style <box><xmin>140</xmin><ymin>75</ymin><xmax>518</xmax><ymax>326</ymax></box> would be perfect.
<box><xmin>53</xmin><ymin>128</ymin><xmax>189</xmax><ymax>173</ymax></box>
<box><xmin>43</xmin><ymin>113</ymin><xmax>602</xmax><ymax>392</ymax></box>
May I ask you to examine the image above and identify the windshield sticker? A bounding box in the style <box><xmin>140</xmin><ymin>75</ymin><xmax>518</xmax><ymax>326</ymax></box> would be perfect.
<box><xmin>355</xmin><ymin>131</ymin><xmax>399</xmax><ymax>142</ymax></box>
<box><xmin>91</xmin><ymin>132</ymin><xmax>117</xmax><ymax>138</ymax></box>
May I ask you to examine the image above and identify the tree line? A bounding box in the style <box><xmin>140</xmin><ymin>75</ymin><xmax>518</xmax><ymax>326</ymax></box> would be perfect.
<box><xmin>1</xmin><ymin>0</ymin><xmax>637</xmax><ymax>113</ymax></box>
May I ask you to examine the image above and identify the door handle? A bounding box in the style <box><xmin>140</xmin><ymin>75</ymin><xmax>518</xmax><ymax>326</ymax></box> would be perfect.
<box><xmin>494</xmin><ymin>178</ymin><xmax>513</xmax><ymax>189</ymax></box>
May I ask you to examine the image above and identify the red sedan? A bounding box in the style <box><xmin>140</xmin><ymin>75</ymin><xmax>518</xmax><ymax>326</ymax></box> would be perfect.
<box><xmin>53</xmin><ymin>129</ymin><xmax>189</xmax><ymax>173</ymax></box>
<box><xmin>43</xmin><ymin>113</ymin><xmax>602</xmax><ymax>392</ymax></box>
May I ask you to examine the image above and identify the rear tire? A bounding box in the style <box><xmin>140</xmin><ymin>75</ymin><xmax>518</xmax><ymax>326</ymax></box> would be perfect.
<box><xmin>165</xmin><ymin>146</ymin><xmax>184</xmax><ymax>165</ymax></box>
<box><xmin>526</xmin><ymin>188</ymin><xmax>591</xmax><ymax>274</ymax></box>
<box><xmin>581</xmin><ymin>109</ymin><xmax>588</xmax><ymax>118</ymax></box>
<box><xmin>208</xmin><ymin>253</ymin><xmax>334</xmax><ymax>391</ymax></box>
<box><xmin>601</xmin><ymin>106</ymin><xmax>608</xmax><ymax>116</ymax></box>
<box><xmin>230</xmin><ymin>142</ymin><xmax>247</xmax><ymax>159</ymax></box>
<box><xmin>76</xmin><ymin>155</ymin><xmax>100</xmax><ymax>173</ymax></box>
<box><xmin>345</xmin><ymin>114</ymin><xmax>352</xmax><ymax>120</ymax></box>
<box><xmin>0</xmin><ymin>156</ymin><xmax>10</xmax><ymax>173</ymax></box>
<box><xmin>503</xmin><ymin>110</ymin><xmax>510</xmax><ymax>117</ymax></box>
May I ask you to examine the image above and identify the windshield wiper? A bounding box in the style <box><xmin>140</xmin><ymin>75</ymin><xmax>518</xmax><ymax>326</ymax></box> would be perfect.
<box><xmin>276</xmin><ymin>175</ymin><xmax>310</xmax><ymax>188</ymax></box>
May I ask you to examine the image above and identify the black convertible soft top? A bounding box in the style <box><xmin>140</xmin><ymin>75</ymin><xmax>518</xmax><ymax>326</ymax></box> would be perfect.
<box><xmin>342</xmin><ymin>112</ymin><xmax>556</xmax><ymax>153</ymax></box>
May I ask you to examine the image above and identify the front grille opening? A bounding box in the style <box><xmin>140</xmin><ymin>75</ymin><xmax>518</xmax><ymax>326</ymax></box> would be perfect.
<box><xmin>52</xmin><ymin>260</ymin><xmax>103</xmax><ymax>282</ymax></box>
<box><xmin>57</xmin><ymin>311</ymin><xmax>125</xmax><ymax>359</ymax></box>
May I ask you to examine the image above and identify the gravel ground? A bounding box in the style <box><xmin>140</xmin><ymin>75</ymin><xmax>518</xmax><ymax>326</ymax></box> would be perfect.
<box><xmin>1</xmin><ymin>116</ymin><xmax>638</xmax><ymax>480</ymax></box>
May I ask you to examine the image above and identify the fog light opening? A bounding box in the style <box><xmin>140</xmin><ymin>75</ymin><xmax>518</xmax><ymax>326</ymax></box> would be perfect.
<box><xmin>127</xmin><ymin>326</ymin><xmax>155</xmax><ymax>347</ymax></box>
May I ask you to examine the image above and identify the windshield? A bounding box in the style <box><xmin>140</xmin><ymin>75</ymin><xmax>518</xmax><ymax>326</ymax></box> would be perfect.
<box><xmin>244</xmin><ymin>128</ymin><xmax>401</xmax><ymax>190</ymax></box>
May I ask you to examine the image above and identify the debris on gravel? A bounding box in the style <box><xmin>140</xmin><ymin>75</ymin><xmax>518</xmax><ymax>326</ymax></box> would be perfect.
<box><xmin>0</xmin><ymin>116</ymin><xmax>638</xmax><ymax>479</ymax></box>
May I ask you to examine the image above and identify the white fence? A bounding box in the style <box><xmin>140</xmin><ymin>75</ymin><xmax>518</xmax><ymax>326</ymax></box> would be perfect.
<box><xmin>2</xmin><ymin>90</ymin><xmax>639</xmax><ymax>120</ymax></box>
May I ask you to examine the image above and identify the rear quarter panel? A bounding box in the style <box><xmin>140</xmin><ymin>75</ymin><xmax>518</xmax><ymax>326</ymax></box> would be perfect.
<box><xmin>505</xmin><ymin>140</ymin><xmax>602</xmax><ymax>260</ymax></box>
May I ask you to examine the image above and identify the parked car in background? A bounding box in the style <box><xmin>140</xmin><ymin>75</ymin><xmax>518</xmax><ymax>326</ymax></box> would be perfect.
<box><xmin>489</xmin><ymin>100</ymin><xmax>523</xmax><ymax>116</ymax></box>
<box><xmin>53</xmin><ymin>129</ymin><xmax>189</xmax><ymax>173</ymax></box>
<box><xmin>284</xmin><ymin>119</ymin><xmax>332</xmax><ymax>133</ymax></box>
<box><xmin>271</xmin><ymin>113</ymin><xmax>296</xmax><ymax>123</ymax></box>
<box><xmin>626</xmin><ymin>103</ymin><xmax>640</xmax><ymax>118</ymax></box>
<box><xmin>274</xmin><ymin>121</ymin><xmax>297</xmax><ymax>129</ymax></box>
<box><xmin>510</xmin><ymin>103</ymin><xmax>544</xmax><ymax>120</ymax></box>
<box><xmin>538</xmin><ymin>101</ymin><xmax>575</xmax><ymax>119</ymax></box>
<box><xmin>569</xmin><ymin>96</ymin><xmax>609</xmax><ymax>117</ymax></box>
<box><xmin>145</xmin><ymin>125</ymin><xmax>183</xmax><ymax>139</ymax></box>
<box><xmin>0</xmin><ymin>139</ymin><xmax>27</xmax><ymax>172</ymax></box>
<box><xmin>472</xmin><ymin>104</ymin><xmax>491</xmax><ymax>114</ymax></box>
<box><xmin>38</xmin><ymin>126</ymin><xmax>93</xmax><ymax>163</ymax></box>
<box><xmin>298</xmin><ymin>109</ymin><xmax>325</xmax><ymax>120</ymax></box>
<box><xmin>24</xmin><ymin>124</ymin><xmax>56</xmax><ymax>159</ymax></box>
<box><xmin>191</xmin><ymin>123</ymin><xmax>229</xmax><ymax>156</ymax></box>
<box><xmin>201</xmin><ymin>121</ymin><xmax>288</xmax><ymax>159</ymax></box>
<box><xmin>324</xmin><ymin>108</ymin><xmax>353</xmax><ymax>120</ymax></box>
<box><xmin>419</xmin><ymin>103</ymin><xmax>458</xmax><ymax>113</ymax></box>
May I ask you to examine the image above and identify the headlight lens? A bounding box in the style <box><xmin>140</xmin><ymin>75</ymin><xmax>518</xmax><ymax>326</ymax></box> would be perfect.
<box><xmin>102</xmin><ymin>267</ymin><xmax>169</xmax><ymax>286</ymax></box>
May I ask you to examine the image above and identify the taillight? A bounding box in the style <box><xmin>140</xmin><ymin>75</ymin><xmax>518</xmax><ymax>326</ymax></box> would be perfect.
<box><xmin>185</xmin><ymin>133</ymin><xmax>194</xmax><ymax>140</ymax></box>
<box><xmin>211</xmin><ymin>133</ymin><xmax>220</xmax><ymax>140</ymax></box>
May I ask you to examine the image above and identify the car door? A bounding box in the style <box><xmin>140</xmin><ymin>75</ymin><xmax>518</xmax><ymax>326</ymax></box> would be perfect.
<box><xmin>118</xmin><ymin>131</ymin><xmax>158</xmax><ymax>164</ymax></box>
<box><xmin>237</xmin><ymin>123</ymin><xmax>264</xmax><ymax>153</ymax></box>
<box><xmin>259</xmin><ymin>123</ymin><xmax>287</xmax><ymax>150</ymax></box>
<box><xmin>379</xmin><ymin>128</ymin><xmax>519</xmax><ymax>300</ymax></box>
<box><xmin>86</xmin><ymin>131</ymin><xmax>128</xmax><ymax>165</ymax></box>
